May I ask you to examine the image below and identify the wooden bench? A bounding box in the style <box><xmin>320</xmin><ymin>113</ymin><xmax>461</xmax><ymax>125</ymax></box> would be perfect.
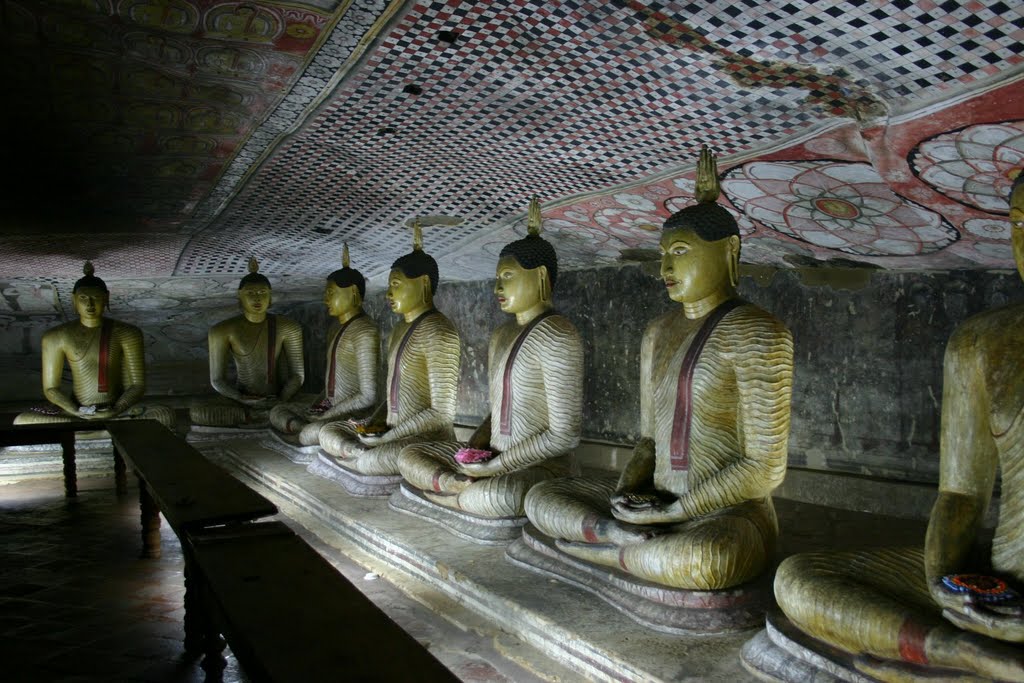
<box><xmin>104</xmin><ymin>419</ymin><xmax>279</xmax><ymax>658</ymax></box>
<box><xmin>186</xmin><ymin>521</ymin><xmax>459</xmax><ymax>682</ymax></box>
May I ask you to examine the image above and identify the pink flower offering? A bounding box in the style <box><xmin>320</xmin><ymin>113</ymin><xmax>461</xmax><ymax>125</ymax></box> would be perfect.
<box><xmin>455</xmin><ymin>448</ymin><xmax>494</xmax><ymax>464</ymax></box>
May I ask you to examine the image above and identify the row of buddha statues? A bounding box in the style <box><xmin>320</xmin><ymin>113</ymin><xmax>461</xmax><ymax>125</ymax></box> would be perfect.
<box><xmin>13</xmin><ymin>148</ymin><xmax>1022</xmax><ymax>681</ymax></box>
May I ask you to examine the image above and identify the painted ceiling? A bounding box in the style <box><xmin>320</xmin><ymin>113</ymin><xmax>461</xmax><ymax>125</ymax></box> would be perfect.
<box><xmin>1</xmin><ymin>0</ymin><xmax>1023</xmax><ymax>284</ymax></box>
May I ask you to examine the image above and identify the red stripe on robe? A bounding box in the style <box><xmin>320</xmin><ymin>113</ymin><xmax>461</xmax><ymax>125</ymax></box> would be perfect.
<box><xmin>500</xmin><ymin>311</ymin><xmax>555</xmax><ymax>436</ymax></box>
<box><xmin>389</xmin><ymin>310</ymin><xmax>434</xmax><ymax>415</ymax></box>
<box><xmin>97</xmin><ymin>319</ymin><xmax>113</xmax><ymax>394</ymax></box>
<box><xmin>669</xmin><ymin>299</ymin><xmax>743</xmax><ymax>471</ymax></box>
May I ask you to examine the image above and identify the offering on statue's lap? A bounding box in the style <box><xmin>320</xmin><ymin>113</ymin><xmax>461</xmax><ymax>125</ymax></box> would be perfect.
<box><xmin>941</xmin><ymin>574</ymin><xmax>1022</xmax><ymax>605</ymax></box>
<box><xmin>454</xmin><ymin>447</ymin><xmax>495</xmax><ymax>464</ymax></box>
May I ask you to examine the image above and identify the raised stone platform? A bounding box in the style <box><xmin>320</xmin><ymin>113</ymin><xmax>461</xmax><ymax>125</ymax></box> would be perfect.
<box><xmin>0</xmin><ymin>433</ymin><xmax>113</xmax><ymax>481</ymax></box>
<box><xmin>306</xmin><ymin>450</ymin><xmax>402</xmax><ymax>497</ymax></box>
<box><xmin>187</xmin><ymin>425</ymin><xmax>270</xmax><ymax>443</ymax></box>
<box><xmin>198</xmin><ymin>438</ymin><xmax>759</xmax><ymax>682</ymax></box>
<box><xmin>388</xmin><ymin>481</ymin><xmax>527</xmax><ymax>545</ymax></box>
<box><xmin>740</xmin><ymin>610</ymin><xmax>970</xmax><ymax>683</ymax></box>
<box><xmin>260</xmin><ymin>431</ymin><xmax>319</xmax><ymax>464</ymax></box>
<box><xmin>507</xmin><ymin>523</ymin><xmax>772</xmax><ymax>635</ymax></box>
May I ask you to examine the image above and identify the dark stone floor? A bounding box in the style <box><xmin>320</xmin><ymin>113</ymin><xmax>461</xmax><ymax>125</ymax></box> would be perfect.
<box><xmin>0</xmin><ymin>476</ymin><xmax>242</xmax><ymax>683</ymax></box>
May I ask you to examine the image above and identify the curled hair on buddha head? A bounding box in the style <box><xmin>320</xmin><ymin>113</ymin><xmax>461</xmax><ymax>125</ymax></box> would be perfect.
<box><xmin>327</xmin><ymin>243</ymin><xmax>366</xmax><ymax>298</ymax></box>
<box><xmin>391</xmin><ymin>219</ymin><xmax>439</xmax><ymax>293</ymax></box>
<box><xmin>499</xmin><ymin>195</ymin><xmax>559</xmax><ymax>288</ymax></box>
<box><xmin>663</xmin><ymin>144</ymin><xmax>740</xmax><ymax>242</ymax></box>
<box><xmin>73</xmin><ymin>261</ymin><xmax>109</xmax><ymax>293</ymax></box>
<box><xmin>238</xmin><ymin>257</ymin><xmax>272</xmax><ymax>290</ymax></box>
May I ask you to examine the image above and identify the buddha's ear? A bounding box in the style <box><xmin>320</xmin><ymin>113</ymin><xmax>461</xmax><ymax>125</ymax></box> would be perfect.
<box><xmin>726</xmin><ymin>235</ymin><xmax>741</xmax><ymax>289</ymax></box>
<box><xmin>537</xmin><ymin>265</ymin><xmax>552</xmax><ymax>302</ymax></box>
<box><xmin>418</xmin><ymin>274</ymin><xmax>433</xmax><ymax>305</ymax></box>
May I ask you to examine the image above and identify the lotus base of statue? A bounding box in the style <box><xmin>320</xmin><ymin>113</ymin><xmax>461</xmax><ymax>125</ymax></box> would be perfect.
<box><xmin>506</xmin><ymin>523</ymin><xmax>771</xmax><ymax>635</ymax></box>
<box><xmin>307</xmin><ymin>449</ymin><xmax>402</xmax><ymax>497</ymax></box>
<box><xmin>740</xmin><ymin>610</ymin><xmax>969</xmax><ymax>683</ymax></box>
<box><xmin>261</xmin><ymin>430</ymin><xmax>319</xmax><ymax>464</ymax></box>
<box><xmin>388</xmin><ymin>481</ymin><xmax>527</xmax><ymax>545</ymax></box>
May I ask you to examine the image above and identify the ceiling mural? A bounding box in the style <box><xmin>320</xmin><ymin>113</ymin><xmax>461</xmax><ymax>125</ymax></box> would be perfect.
<box><xmin>0</xmin><ymin>0</ymin><xmax>1022</xmax><ymax>282</ymax></box>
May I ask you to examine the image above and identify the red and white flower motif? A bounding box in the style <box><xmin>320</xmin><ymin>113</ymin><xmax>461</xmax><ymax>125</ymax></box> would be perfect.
<box><xmin>722</xmin><ymin>160</ymin><xmax>959</xmax><ymax>256</ymax></box>
<box><xmin>910</xmin><ymin>121</ymin><xmax>1024</xmax><ymax>213</ymax></box>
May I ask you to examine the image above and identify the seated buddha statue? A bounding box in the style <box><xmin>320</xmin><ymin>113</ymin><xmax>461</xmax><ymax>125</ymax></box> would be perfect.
<box><xmin>317</xmin><ymin>223</ymin><xmax>461</xmax><ymax>480</ymax></box>
<box><xmin>269</xmin><ymin>244</ymin><xmax>379</xmax><ymax>446</ymax></box>
<box><xmin>396</xmin><ymin>196</ymin><xmax>583</xmax><ymax>528</ymax></box>
<box><xmin>523</xmin><ymin>146</ymin><xmax>793</xmax><ymax>595</ymax></box>
<box><xmin>766</xmin><ymin>177</ymin><xmax>1024</xmax><ymax>682</ymax></box>
<box><xmin>14</xmin><ymin>262</ymin><xmax>174</xmax><ymax>429</ymax></box>
<box><xmin>189</xmin><ymin>258</ymin><xmax>305</xmax><ymax>429</ymax></box>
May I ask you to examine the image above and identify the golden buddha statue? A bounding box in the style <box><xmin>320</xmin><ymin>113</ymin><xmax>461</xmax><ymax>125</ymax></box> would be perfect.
<box><xmin>269</xmin><ymin>244</ymin><xmax>379</xmax><ymax>446</ymax></box>
<box><xmin>189</xmin><ymin>258</ymin><xmax>305</xmax><ymax>429</ymax></box>
<box><xmin>316</xmin><ymin>223</ymin><xmax>461</xmax><ymax>487</ymax></box>
<box><xmin>762</xmin><ymin>177</ymin><xmax>1024</xmax><ymax>682</ymax></box>
<box><xmin>14</xmin><ymin>262</ymin><xmax>174</xmax><ymax>428</ymax></box>
<box><xmin>393</xmin><ymin>197</ymin><xmax>583</xmax><ymax>539</ymax></box>
<box><xmin>516</xmin><ymin>147</ymin><xmax>793</xmax><ymax>626</ymax></box>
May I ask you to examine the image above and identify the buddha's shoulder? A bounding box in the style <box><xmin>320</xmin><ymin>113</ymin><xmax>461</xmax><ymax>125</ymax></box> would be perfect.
<box><xmin>947</xmin><ymin>302</ymin><xmax>1024</xmax><ymax>360</ymax></box>
<box><xmin>534</xmin><ymin>312</ymin><xmax>580</xmax><ymax>341</ymax></box>
<box><xmin>420</xmin><ymin>310</ymin><xmax>459</xmax><ymax>337</ymax></box>
<box><xmin>350</xmin><ymin>314</ymin><xmax>379</xmax><ymax>335</ymax></box>
<box><xmin>210</xmin><ymin>315</ymin><xmax>245</xmax><ymax>334</ymax></box>
<box><xmin>107</xmin><ymin>318</ymin><xmax>143</xmax><ymax>338</ymax></box>
<box><xmin>272</xmin><ymin>314</ymin><xmax>303</xmax><ymax>334</ymax></box>
<box><xmin>718</xmin><ymin>302</ymin><xmax>791</xmax><ymax>339</ymax></box>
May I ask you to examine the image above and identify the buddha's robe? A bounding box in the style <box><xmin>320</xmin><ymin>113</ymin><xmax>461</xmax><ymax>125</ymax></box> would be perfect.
<box><xmin>270</xmin><ymin>314</ymin><xmax>379</xmax><ymax>445</ymax></box>
<box><xmin>190</xmin><ymin>314</ymin><xmax>304</xmax><ymax>427</ymax></box>
<box><xmin>526</xmin><ymin>300</ymin><xmax>793</xmax><ymax>590</ymax></box>
<box><xmin>775</xmin><ymin>302</ymin><xmax>1024</xmax><ymax>671</ymax></box>
<box><xmin>15</xmin><ymin>318</ymin><xmax>174</xmax><ymax>429</ymax></box>
<box><xmin>319</xmin><ymin>309</ymin><xmax>460</xmax><ymax>475</ymax></box>
<box><xmin>398</xmin><ymin>312</ymin><xmax>583</xmax><ymax>518</ymax></box>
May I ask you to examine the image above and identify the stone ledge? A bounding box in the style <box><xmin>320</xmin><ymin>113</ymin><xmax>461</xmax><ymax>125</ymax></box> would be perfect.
<box><xmin>200</xmin><ymin>439</ymin><xmax>756</xmax><ymax>683</ymax></box>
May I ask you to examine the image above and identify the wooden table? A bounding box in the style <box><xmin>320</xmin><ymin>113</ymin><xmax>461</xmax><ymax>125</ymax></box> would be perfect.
<box><xmin>0</xmin><ymin>419</ymin><xmax>106</xmax><ymax>497</ymax></box>
<box><xmin>187</xmin><ymin>522</ymin><xmax>459</xmax><ymax>683</ymax></box>
<box><xmin>104</xmin><ymin>419</ymin><xmax>279</xmax><ymax>657</ymax></box>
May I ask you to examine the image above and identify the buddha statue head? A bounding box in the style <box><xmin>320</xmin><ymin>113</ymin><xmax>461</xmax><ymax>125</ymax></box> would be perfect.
<box><xmin>324</xmin><ymin>243</ymin><xmax>366</xmax><ymax>318</ymax></box>
<box><xmin>388</xmin><ymin>220</ymin><xmax>438</xmax><ymax>316</ymax></box>
<box><xmin>1010</xmin><ymin>172</ymin><xmax>1024</xmax><ymax>280</ymax></box>
<box><xmin>72</xmin><ymin>261</ymin><xmax>109</xmax><ymax>327</ymax></box>
<box><xmin>660</xmin><ymin>145</ymin><xmax>741</xmax><ymax>315</ymax></box>
<box><xmin>238</xmin><ymin>257</ymin><xmax>272</xmax><ymax>322</ymax></box>
<box><xmin>495</xmin><ymin>195</ymin><xmax>558</xmax><ymax>316</ymax></box>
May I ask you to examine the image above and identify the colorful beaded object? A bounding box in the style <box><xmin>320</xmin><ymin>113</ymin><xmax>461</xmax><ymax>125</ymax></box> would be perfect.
<box><xmin>940</xmin><ymin>574</ymin><xmax>1021</xmax><ymax>603</ymax></box>
<box><xmin>454</xmin><ymin>448</ymin><xmax>495</xmax><ymax>464</ymax></box>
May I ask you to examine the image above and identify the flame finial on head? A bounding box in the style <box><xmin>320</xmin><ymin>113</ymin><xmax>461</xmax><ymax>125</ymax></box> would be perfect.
<box><xmin>527</xmin><ymin>195</ymin><xmax>543</xmax><ymax>237</ymax></box>
<box><xmin>83</xmin><ymin>261</ymin><xmax>95</xmax><ymax>277</ymax></box>
<box><xmin>412</xmin><ymin>218</ymin><xmax>423</xmax><ymax>251</ymax></box>
<box><xmin>248</xmin><ymin>257</ymin><xmax>259</xmax><ymax>274</ymax></box>
<box><xmin>342</xmin><ymin>242</ymin><xmax>350</xmax><ymax>268</ymax></box>
<box><xmin>74</xmin><ymin>260</ymin><xmax>108</xmax><ymax>293</ymax></box>
<box><xmin>693</xmin><ymin>143</ymin><xmax>721</xmax><ymax>204</ymax></box>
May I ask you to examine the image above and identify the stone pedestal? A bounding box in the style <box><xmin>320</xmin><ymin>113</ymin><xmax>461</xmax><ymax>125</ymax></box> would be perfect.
<box><xmin>740</xmin><ymin>610</ymin><xmax>968</xmax><ymax>682</ymax></box>
<box><xmin>306</xmin><ymin>450</ymin><xmax>402</xmax><ymax>497</ymax></box>
<box><xmin>388</xmin><ymin>482</ymin><xmax>527</xmax><ymax>545</ymax></box>
<box><xmin>506</xmin><ymin>523</ymin><xmax>771</xmax><ymax>635</ymax></box>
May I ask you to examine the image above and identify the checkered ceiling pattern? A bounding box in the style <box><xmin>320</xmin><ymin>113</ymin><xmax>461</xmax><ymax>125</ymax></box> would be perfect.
<box><xmin>2</xmin><ymin>0</ymin><xmax>1022</xmax><ymax>279</ymax></box>
<box><xmin>177</xmin><ymin>0</ymin><xmax>1024</xmax><ymax>280</ymax></box>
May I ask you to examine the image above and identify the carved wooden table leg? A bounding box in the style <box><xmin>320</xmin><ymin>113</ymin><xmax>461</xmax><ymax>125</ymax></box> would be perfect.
<box><xmin>193</xmin><ymin>558</ymin><xmax>227</xmax><ymax>680</ymax></box>
<box><xmin>112</xmin><ymin>445</ymin><xmax>127</xmax><ymax>495</ymax></box>
<box><xmin>138</xmin><ymin>479</ymin><xmax>161</xmax><ymax>559</ymax></box>
<box><xmin>60</xmin><ymin>432</ymin><xmax>76</xmax><ymax>498</ymax></box>
<box><xmin>183</xmin><ymin>551</ymin><xmax>205</xmax><ymax>656</ymax></box>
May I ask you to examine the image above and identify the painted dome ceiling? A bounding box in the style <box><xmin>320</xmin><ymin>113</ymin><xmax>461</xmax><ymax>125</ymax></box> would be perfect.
<box><xmin>1</xmin><ymin>0</ymin><xmax>1023</xmax><ymax>283</ymax></box>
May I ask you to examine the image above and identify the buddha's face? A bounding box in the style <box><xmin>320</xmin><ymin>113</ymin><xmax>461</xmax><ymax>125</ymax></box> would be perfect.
<box><xmin>494</xmin><ymin>256</ymin><xmax>547</xmax><ymax>314</ymax></box>
<box><xmin>238</xmin><ymin>283</ymin><xmax>272</xmax><ymax>316</ymax></box>
<box><xmin>659</xmin><ymin>227</ymin><xmax>736</xmax><ymax>304</ymax></box>
<box><xmin>1010</xmin><ymin>182</ymin><xmax>1024</xmax><ymax>281</ymax></box>
<box><xmin>386</xmin><ymin>269</ymin><xmax>429</xmax><ymax>314</ymax></box>
<box><xmin>323</xmin><ymin>281</ymin><xmax>360</xmax><ymax>317</ymax></box>
<box><xmin>73</xmin><ymin>286</ymin><xmax>107</xmax><ymax>325</ymax></box>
